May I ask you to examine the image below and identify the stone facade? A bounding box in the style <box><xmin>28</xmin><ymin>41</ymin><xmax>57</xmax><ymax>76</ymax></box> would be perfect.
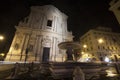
<box><xmin>109</xmin><ymin>0</ymin><xmax>120</xmax><ymax>24</ymax></box>
<box><xmin>5</xmin><ymin>5</ymin><xmax>73</xmax><ymax>62</ymax></box>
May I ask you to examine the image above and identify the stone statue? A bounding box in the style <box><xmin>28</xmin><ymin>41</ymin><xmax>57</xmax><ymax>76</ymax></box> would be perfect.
<box><xmin>73</xmin><ymin>66</ymin><xmax>85</xmax><ymax>80</ymax></box>
<box><xmin>66</xmin><ymin>47</ymin><xmax>73</xmax><ymax>61</ymax></box>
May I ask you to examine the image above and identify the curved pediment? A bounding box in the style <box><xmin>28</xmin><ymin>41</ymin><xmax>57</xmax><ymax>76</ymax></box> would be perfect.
<box><xmin>31</xmin><ymin>5</ymin><xmax>67</xmax><ymax>19</ymax></box>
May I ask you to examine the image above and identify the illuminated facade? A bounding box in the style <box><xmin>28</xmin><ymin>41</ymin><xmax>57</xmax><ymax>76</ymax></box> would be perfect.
<box><xmin>79</xmin><ymin>27</ymin><xmax>120</xmax><ymax>62</ymax></box>
<box><xmin>109</xmin><ymin>0</ymin><xmax>120</xmax><ymax>24</ymax></box>
<box><xmin>5</xmin><ymin>5</ymin><xmax>73</xmax><ymax>62</ymax></box>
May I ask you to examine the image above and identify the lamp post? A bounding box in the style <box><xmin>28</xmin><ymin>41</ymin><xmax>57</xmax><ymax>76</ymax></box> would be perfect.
<box><xmin>0</xmin><ymin>35</ymin><xmax>4</xmax><ymax>61</ymax></box>
<box><xmin>0</xmin><ymin>53</ymin><xmax>5</xmax><ymax>61</ymax></box>
<box><xmin>83</xmin><ymin>44</ymin><xmax>87</xmax><ymax>49</ymax></box>
<box><xmin>98</xmin><ymin>38</ymin><xmax>104</xmax><ymax>61</ymax></box>
<box><xmin>0</xmin><ymin>35</ymin><xmax>4</xmax><ymax>41</ymax></box>
<box><xmin>98</xmin><ymin>38</ymin><xmax>104</xmax><ymax>44</ymax></box>
<box><xmin>82</xmin><ymin>44</ymin><xmax>88</xmax><ymax>62</ymax></box>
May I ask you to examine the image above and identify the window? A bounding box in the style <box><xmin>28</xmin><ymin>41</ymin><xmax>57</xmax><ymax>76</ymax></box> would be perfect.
<box><xmin>93</xmin><ymin>32</ymin><xmax>96</xmax><ymax>34</ymax></box>
<box><xmin>91</xmin><ymin>46</ymin><xmax>93</xmax><ymax>50</ymax></box>
<box><xmin>103</xmin><ymin>46</ymin><xmax>105</xmax><ymax>49</ymax></box>
<box><xmin>98</xmin><ymin>46</ymin><xmax>100</xmax><ymax>49</ymax></box>
<box><xmin>89</xmin><ymin>37</ymin><xmax>91</xmax><ymax>40</ymax></box>
<box><xmin>47</xmin><ymin>20</ymin><xmax>52</xmax><ymax>27</ymax></box>
<box><xmin>108</xmin><ymin>46</ymin><xmax>110</xmax><ymax>50</ymax></box>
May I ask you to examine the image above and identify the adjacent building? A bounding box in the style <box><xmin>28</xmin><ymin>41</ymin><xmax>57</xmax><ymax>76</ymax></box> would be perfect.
<box><xmin>109</xmin><ymin>0</ymin><xmax>120</xmax><ymax>24</ymax></box>
<box><xmin>5</xmin><ymin>5</ymin><xmax>73</xmax><ymax>62</ymax></box>
<box><xmin>79</xmin><ymin>27</ymin><xmax>120</xmax><ymax>62</ymax></box>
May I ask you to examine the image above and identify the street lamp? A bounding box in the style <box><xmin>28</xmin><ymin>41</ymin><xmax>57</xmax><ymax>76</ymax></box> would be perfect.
<box><xmin>0</xmin><ymin>35</ymin><xmax>4</xmax><ymax>61</ymax></box>
<box><xmin>82</xmin><ymin>44</ymin><xmax>87</xmax><ymax>53</ymax></box>
<box><xmin>104</xmin><ymin>56</ymin><xmax>110</xmax><ymax>62</ymax></box>
<box><xmin>0</xmin><ymin>53</ymin><xmax>5</xmax><ymax>61</ymax></box>
<box><xmin>98</xmin><ymin>38</ymin><xmax>104</xmax><ymax>44</ymax></box>
<box><xmin>83</xmin><ymin>44</ymin><xmax>87</xmax><ymax>48</ymax></box>
<box><xmin>81</xmin><ymin>44</ymin><xmax>91</xmax><ymax>62</ymax></box>
<box><xmin>0</xmin><ymin>35</ymin><xmax>4</xmax><ymax>41</ymax></box>
<box><xmin>97</xmin><ymin>38</ymin><xmax>104</xmax><ymax>61</ymax></box>
<box><xmin>0</xmin><ymin>53</ymin><xmax>5</xmax><ymax>57</ymax></box>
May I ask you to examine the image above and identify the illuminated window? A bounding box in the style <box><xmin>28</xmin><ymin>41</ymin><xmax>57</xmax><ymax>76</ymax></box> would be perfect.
<box><xmin>47</xmin><ymin>20</ymin><xmax>52</xmax><ymax>27</ymax></box>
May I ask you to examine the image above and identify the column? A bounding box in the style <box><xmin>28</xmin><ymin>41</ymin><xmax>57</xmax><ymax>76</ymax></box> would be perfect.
<box><xmin>19</xmin><ymin>33</ymin><xmax>28</xmax><ymax>61</ymax></box>
<box><xmin>35</xmin><ymin>35</ymin><xmax>42</xmax><ymax>62</ymax></box>
<box><xmin>41</xmin><ymin>13</ymin><xmax>44</xmax><ymax>29</ymax></box>
<box><xmin>23</xmin><ymin>33</ymin><xmax>31</xmax><ymax>61</ymax></box>
<box><xmin>39</xmin><ymin>35</ymin><xmax>43</xmax><ymax>62</ymax></box>
<box><xmin>53</xmin><ymin>16</ymin><xmax>56</xmax><ymax>31</ymax></box>
<box><xmin>51</xmin><ymin>37</ymin><xmax>55</xmax><ymax>61</ymax></box>
<box><xmin>42</xmin><ymin>14</ymin><xmax>47</xmax><ymax>30</ymax></box>
<box><xmin>33</xmin><ymin>35</ymin><xmax>40</xmax><ymax>61</ymax></box>
<box><xmin>54</xmin><ymin>37</ymin><xmax>57</xmax><ymax>61</ymax></box>
<box><xmin>33</xmin><ymin>36</ymin><xmax>37</xmax><ymax>61</ymax></box>
<box><xmin>12</xmin><ymin>33</ymin><xmax>27</xmax><ymax>61</ymax></box>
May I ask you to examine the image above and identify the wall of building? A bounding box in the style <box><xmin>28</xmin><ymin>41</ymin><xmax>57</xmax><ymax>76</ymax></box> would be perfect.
<box><xmin>5</xmin><ymin>5</ymin><xmax>73</xmax><ymax>62</ymax></box>
<box><xmin>79</xmin><ymin>27</ymin><xmax>120</xmax><ymax>62</ymax></box>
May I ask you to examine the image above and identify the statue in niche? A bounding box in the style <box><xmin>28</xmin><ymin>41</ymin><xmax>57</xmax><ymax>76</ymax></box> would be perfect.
<box><xmin>14</xmin><ymin>43</ymin><xmax>19</xmax><ymax>50</ymax></box>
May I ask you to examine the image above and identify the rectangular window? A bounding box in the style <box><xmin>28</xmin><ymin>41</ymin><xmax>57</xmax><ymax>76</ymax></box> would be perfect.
<box><xmin>91</xmin><ymin>47</ymin><xmax>93</xmax><ymax>50</ymax></box>
<box><xmin>98</xmin><ymin>46</ymin><xmax>100</xmax><ymax>49</ymax></box>
<box><xmin>47</xmin><ymin>20</ymin><xmax>52</xmax><ymax>27</ymax></box>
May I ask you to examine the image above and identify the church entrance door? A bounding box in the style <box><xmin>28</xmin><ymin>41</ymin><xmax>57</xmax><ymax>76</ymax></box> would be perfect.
<box><xmin>42</xmin><ymin>47</ymin><xmax>50</xmax><ymax>62</ymax></box>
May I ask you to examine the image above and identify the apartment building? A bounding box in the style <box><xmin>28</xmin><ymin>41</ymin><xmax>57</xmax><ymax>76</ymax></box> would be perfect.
<box><xmin>79</xmin><ymin>27</ymin><xmax>120</xmax><ymax>62</ymax></box>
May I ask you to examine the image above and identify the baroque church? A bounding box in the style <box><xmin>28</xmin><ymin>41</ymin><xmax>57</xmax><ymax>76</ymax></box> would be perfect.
<box><xmin>5</xmin><ymin>5</ymin><xmax>73</xmax><ymax>62</ymax></box>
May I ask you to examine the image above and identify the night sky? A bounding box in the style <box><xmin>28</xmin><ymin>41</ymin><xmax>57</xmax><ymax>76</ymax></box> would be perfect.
<box><xmin>0</xmin><ymin>0</ymin><xmax>120</xmax><ymax>52</ymax></box>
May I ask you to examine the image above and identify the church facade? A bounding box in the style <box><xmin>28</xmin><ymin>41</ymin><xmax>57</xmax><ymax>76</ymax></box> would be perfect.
<box><xmin>5</xmin><ymin>5</ymin><xmax>73</xmax><ymax>62</ymax></box>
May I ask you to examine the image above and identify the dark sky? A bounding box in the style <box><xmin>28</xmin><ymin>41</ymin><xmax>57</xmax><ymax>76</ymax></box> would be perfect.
<box><xmin>0</xmin><ymin>0</ymin><xmax>120</xmax><ymax>52</ymax></box>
